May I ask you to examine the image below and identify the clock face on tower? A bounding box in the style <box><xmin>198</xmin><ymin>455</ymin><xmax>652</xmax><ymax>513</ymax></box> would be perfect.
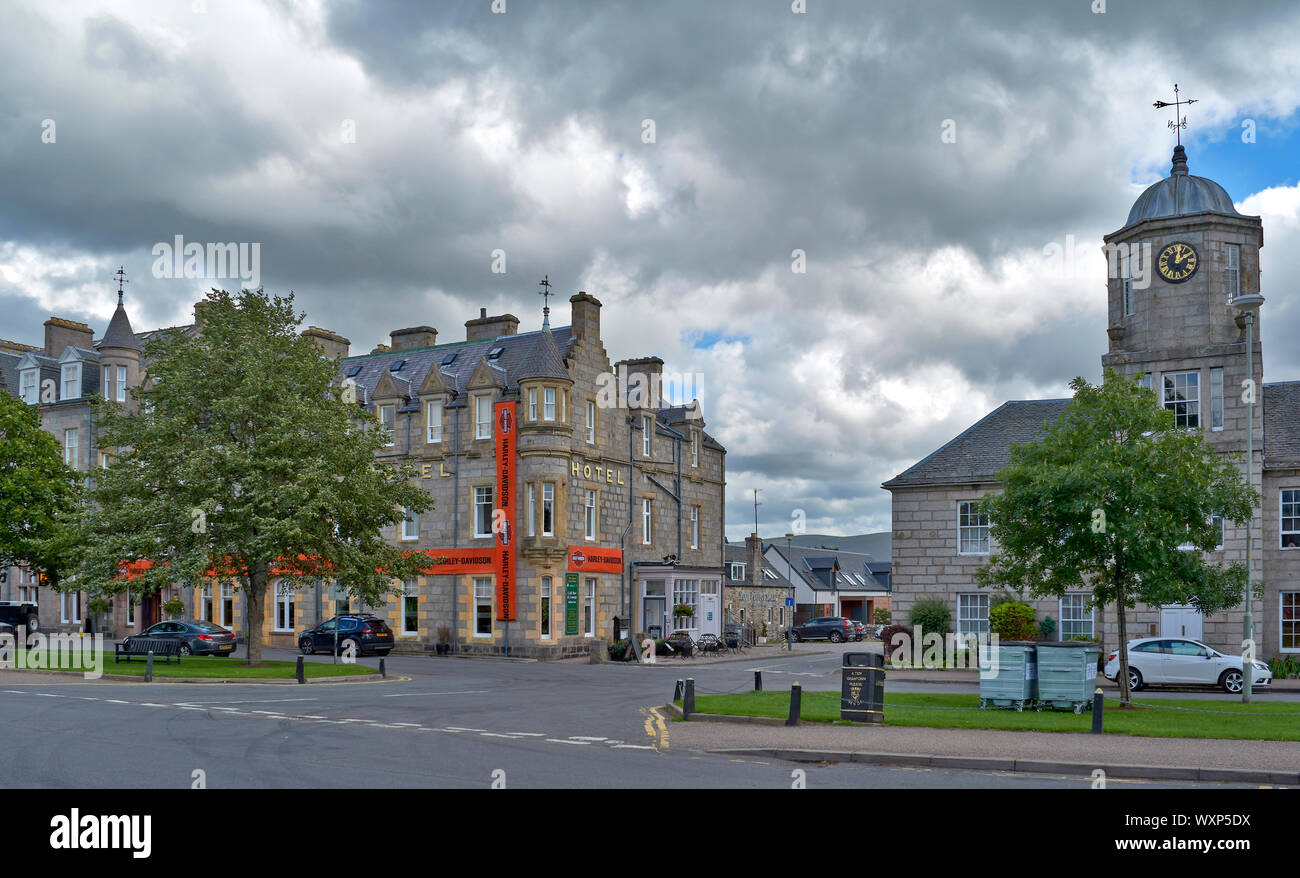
<box><xmin>1156</xmin><ymin>241</ymin><xmax>1199</xmax><ymax>284</ymax></box>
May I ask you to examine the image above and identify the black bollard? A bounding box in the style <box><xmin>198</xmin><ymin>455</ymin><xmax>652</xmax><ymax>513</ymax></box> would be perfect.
<box><xmin>379</xmin><ymin>658</ymin><xmax>386</xmax><ymax>679</ymax></box>
<box><xmin>786</xmin><ymin>682</ymin><xmax>802</xmax><ymax>727</ymax></box>
<box><xmin>673</xmin><ymin>679</ymin><xmax>683</xmax><ymax>702</ymax></box>
<box><xmin>754</xmin><ymin>670</ymin><xmax>763</xmax><ymax>691</ymax></box>
<box><xmin>684</xmin><ymin>678</ymin><xmax>695</xmax><ymax>719</ymax></box>
<box><xmin>145</xmin><ymin>650</ymin><xmax>154</xmax><ymax>683</ymax></box>
<box><xmin>296</xmin><ymin>655</ymin><xmax>306</xmax><ymax>684</ymax></box>
<box><xmin>1091</xmin><ymin>687</ymin><xmax>1104</xmax><ymax>734</ymax></box>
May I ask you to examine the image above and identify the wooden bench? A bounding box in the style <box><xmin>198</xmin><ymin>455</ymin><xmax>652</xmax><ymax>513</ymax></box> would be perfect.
<box><xmin>113</xmin><ymin>638</ymin><xmax>181</xmax><ymax>664</ymax></box>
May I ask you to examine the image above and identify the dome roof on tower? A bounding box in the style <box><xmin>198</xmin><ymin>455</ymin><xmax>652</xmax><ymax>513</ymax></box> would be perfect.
<box><xmin>1125</xmin><ymin>145</ymin><xmax>1240</xmax><ymax>227</ymax></box>
<box><xmin>100</xmin><ymin>301</ymin><xmax>140</xmax><ymax>351</ymax></box>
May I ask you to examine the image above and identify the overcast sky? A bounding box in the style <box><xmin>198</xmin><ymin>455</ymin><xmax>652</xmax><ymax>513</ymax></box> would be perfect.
<box><xmin>3</xmin><ymin>0</ymin><xmax>1299</xmax><ymax>542</ymax></box>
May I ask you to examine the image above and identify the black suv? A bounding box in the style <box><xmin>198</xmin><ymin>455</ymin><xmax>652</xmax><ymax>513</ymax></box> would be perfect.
<box><xmin>299</xmin><ymin>614</ymin><xmax>394</xmax><ymax>657</ymax></box>
<box><xmin>791</xmin><ymin>616</ymin><xmax>858</xmax><ymax>643</ymax></box>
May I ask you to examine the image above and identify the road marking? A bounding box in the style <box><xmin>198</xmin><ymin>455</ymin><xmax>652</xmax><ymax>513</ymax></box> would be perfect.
<box><xmin>383</xmin><ymin>689</ymin><xmax>491</xmax><ymax>697</ymax></box>
<box><xmin>546</xmin><ymin>738</ymin><xmax>590</xmax><ymax>745</ymax></box>
<box><xmin>445</xmin><ymin>726</ymin><xmax>486</xmax><ymax>732</ymax></box>
<box><xmin>612</xmin><ymin>744</ymin><xmax>655</xmax><ymax>750</ymax></box>
<box><xmin>481</xmin><ymin>732</ymin><xmax>523</xmax><ymax>739</ymax></box>
<box><xmin>388</xmin><ymin>722</ymin><xmax>422</xmax><ymax>727</ymax></box>
<box><xmin>105</xmin><ymin>699</ymin><xmax>129</xmax><ymax>704</ymax></box>
<box><xmin>251</xmin><ymin>710</ymin><xmax>285</xmax><ymax>715</ymax></box>
<box><xmin>175</xmin><ymin>697</ymin><xmax>317</xmax><ymax>705</ymax></box>
<box><xmin>568</xmin><ymin>736</ymin><xmax>608</xmax><ymax>742</ymax></box>
<box><xmin>507</xmin><ymin>732</ymin><xmax>545</xmax><ymax>737</ymax></box>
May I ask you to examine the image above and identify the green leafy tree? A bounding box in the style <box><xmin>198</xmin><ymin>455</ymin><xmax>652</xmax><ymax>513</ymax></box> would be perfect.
<box><xmin>75</xmin><ymin>289</ymin><xmax>434</xmax><ymax>664</ymax></box>
<box><xmin>0</xmin><ymin>389</ymin><xmax>82</xmax><ymax>588</ymax></box>
<box><xmin>975</xmin><ymin>370</ymin><xmax>1257</xmax><ymax>704</ymax></box>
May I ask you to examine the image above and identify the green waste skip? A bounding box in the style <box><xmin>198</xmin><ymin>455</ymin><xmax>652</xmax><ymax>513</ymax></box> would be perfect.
<box><xmin>979</xmin><ymin>642</ymin><xmax>1036</xmax><ymax>711</ymax></box>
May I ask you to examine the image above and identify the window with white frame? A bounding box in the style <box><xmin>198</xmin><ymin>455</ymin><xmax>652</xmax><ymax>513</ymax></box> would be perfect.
<box><xmin>221</xmin><ymin>582</ymin><xmax>234</xmax><ymax>627</ymax></box>
<box><xmin>1212</xmin><ymin>514</ymin><xmax>1224</xmax><ymax>550</ymax></box>
<box><xmin>673</xmin><ymin>579</ymin><xmax>698</xmax><ymax>629</ymax></box>
<box><xmin>730</xmin><ymin>562</ymin><xmax>745</xmax><ymax>581</ymax></box>
<box><xmin>275</xmin><ymin>581</ymin><xmax>296</xmax><ymax>631</ymax></box>
<box><xmin>642</xmin><ymin>498</ymin><xmax>653</xmax><ymax>545</ymax></box>
<box><xmin>60</xmin><ymin>591</ymin><xmax>82</xmax><ymax>624</ymax></box>
<box><xmin>63</xmin><ymin>428</ymin><xmax>78</xmax><ymax>468</ymax></box>
<box><xmin>691</xmin><ymin>431</ymin><xmax>699</xmax><ymax>467</ymax></box>
<box><xmin>474</xmin><ymin>487</ymin><xmax>494</xmax><ymax>538</ymax></box>
<box><xmin>402</xmin><ymin>579</ymin><xmax>419</xmax><ymax>635</ymax></box>
<box><xmin>126</xmin><ymin>590</ymin><xmax>136</xmax><ymax>626</ymax></box>
<box><xmin>475</xmin><ymin>395</ymin><xmax>492</xmax><ymax>440</ymax></box>
<box><xmin>1163</xmin><ymin>371</ymin><xmax>1200</xmax><ymax>428</ymax></box>
<box><xmin>642</xmin><ymin>415</ymin><xmax>651</xmax><ymax>457</ymax></box>
<box><xmin>199</xmin><ymin>584</ymin><xmax>213</xmax><ymax>621</ymax></box>
<box><xmin>957</xmin><ymin>501</ymin><xmax>989</xmax><ymax>555</ymax></box>
<box><xmin>560</xmin><ymin>389</ymin><xmax>566</xmax><ymax>422</ymax></box>
<box><xmin>61</xmin><ymin>363</ymin><xmax>80</xmax><ymax>400</ymax></box>
<box><xmin>690</xmin><ymin>506</ymin><xmax>699</xmax><ymax>549</ymax></box>
<box><xmin>474</xmin><ymin>577</ymin><xmax>493</xmax><ymax>636</ymax></box>
<box><xmin>379</xmin><ymin>404</ymin><xmax>395</xmax><ymax>446</ymax></box>
<box><xmin>426</xmin><ymin>400</ymin><xmax>442</xmax><ymax>443</ymax></box>
<box><xmin>528</xmin><ymin>387</ymin><xmax>537</xmax><ymax>421</ymax></box>
<box><xmin>586</xmin><ymin>400</ymin><xmax>596</xmax><ymax>444</ymax></box>
<box><xmin>116</xmin><ymin>365</ymin><xmax>127</xmax><ymax>403</ymax></box>
<box><xmin>20</xmin><ymin>368</ymin><xmax>37</xmax><ymax>404</ymax></box>
<box><xmin>1225</xmin><ymin>243</ymin><xmax>1240</xmax><ymax>303</ymax></box>
<box><xmin>1282</xmin><ymin>592</ymin><xmax>1299</xmax><ymax>652</ymax></box>
<box><xmin>1137</xmin><ymin>372</ymin><xmax>1152</xmax><ymax>392</ymax></box>
<box><xmin>1282</xmin><ymin>489</ymin><xmax>1300</xmax><ymax>549</ymax></box>
<box><xmin>1210</xmin><ymin>367</ymin><xmax>1224</xmax><ymax>430</ymax></box>
<box><xmin>1059</xmin><ymin>594</ymin><xmax>1093</xmax><ymax>639</ymax></box>
<box><xmin>544</xmin><ymin>387</ymin><xmax>556</xmax><ymax>420</ymax></box>
<box><xmin>541</xmin><ymin>483</ymin><xmax>555</xmax><ymax>536</ymax></box>
<box><xmin>584</xmin><ymin>578</ymin><xmax>596</xmax><ymax>636</ymax></box>
<box><xmin>401</xmin><ymin>506</ymin><xmax>418</xmax><ymax>541</ymax></box>
<box><xmin>584</xmin><ymin>489</ymin><xmax>597</xmax><ymax>540</ymax></box>
<box><xmin>957</xmin><ymin>593</ymin><xmax>989</xmax><ymax>637</ymax></box>
<box><xmin>540</xmin><ymin>576</ymin><xmax>551</xmax><ymax>639</ymax></box>
<box><xmin>527</xmin><ymin>483</ymin><xmax>536</xmax><ymax>537</ymax></box>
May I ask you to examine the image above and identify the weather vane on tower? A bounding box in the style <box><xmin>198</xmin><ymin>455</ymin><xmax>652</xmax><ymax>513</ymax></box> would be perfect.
<box><xmin>538</xmin><ymin>274</ymin><xmax>552</xmax><ymax>329</ymax></box>
<box><xmin>113</xmin><ymin>266</ymin><xmax>128</xmax><ymax>305</ymax></box>
<box><xmin>1153</xmin><ymin>83</ymin><xmax>1197</xmax><ymax>147</ymax></box>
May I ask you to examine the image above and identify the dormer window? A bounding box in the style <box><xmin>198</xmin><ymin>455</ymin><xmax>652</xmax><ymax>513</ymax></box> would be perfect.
<box><xmin>20</xmin><ymin>368</ymin><xmax>37</xmax><ymax>404</ymax></box>
<box><xmin>475</xmin><ymin>394</ymin><xmax>492</xmax><ymax>439</ymax></box>
<box><xmin>380</xmin><ymin>404</ymin><xmax>396</xmax><ymax>446</ymax></box>
<box><xmin>426</xmin><ymin>400</ymin><xmax>443</xmax><ymax>443</ymax></box>
<box><xmin>61</xmin><ymin>363</ymin><xmax>81</xmax><ymax>400</ymax></box>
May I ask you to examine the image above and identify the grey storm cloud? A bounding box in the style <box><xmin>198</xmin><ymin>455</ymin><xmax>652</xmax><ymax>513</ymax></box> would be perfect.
<box><xmin>2</xmin><ymin>0</ymin><xmax>1299</xmax><ymax>541</ymax></box>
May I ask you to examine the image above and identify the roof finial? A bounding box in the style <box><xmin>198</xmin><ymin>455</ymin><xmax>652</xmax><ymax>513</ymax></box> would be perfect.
<box><xmin>538</xmin><ymin>274</ymin><xmax>552</xmax><ymax>330</ymax></box>
<box><xmin>113</xmin><ymin>266</ymin><xmax>128</xmax><ymax>305</ymax></box>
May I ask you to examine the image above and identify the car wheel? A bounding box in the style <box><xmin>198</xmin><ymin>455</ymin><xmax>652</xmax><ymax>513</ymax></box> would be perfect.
<box><xmin>829</xmin><ymin>631</ymin><xmax>844</xmax><ymax>643</ymax></box>
<box><xmin>791</xmin><ymin>631</ymin><xmax>801</xmax><ymax>643</ymax></box>
<box><xmin>1220</xmin><ymin>669</ymin><xmax>1245</xmax><ymax>694</ymax></box>
<box><xmin>1127</xmin><ymin>668</ymin><xmax>1143</xmax><ymax>692</ymax></box>
<box><xmin>178</xmin><ymin>643</ymin><xmax>192</xmax><ymax>656</ymax></box>
<box><xmin>25</xmin><ymin>614</ymin><xmax>39</xmax><ymax>634</ymax></box>
<box><xmin>299</xmin><ymin>638</ymin><xmax>315</xmax><ymax>655</ymax></box>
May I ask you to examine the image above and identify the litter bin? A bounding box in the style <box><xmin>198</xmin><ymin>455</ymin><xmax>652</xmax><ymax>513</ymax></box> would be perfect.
<box><xmin>841</xmin><ymin>652</ymin><xmax>885</xmax><ymax>723</ymax></box>
<box><xmin>979</xmin><ymin>641</ymin><xmax>1037</xmax><ymax>711</ymax></box>
<box><xmin>1034</xmin><ymin>641</ymin><xmax>1103</xmax><ymax>713</ymax></box>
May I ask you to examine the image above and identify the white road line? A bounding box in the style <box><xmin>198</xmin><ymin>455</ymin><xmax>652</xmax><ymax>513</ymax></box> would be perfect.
<box><xmin>35</xmin><ymin>693</ymin><xmax>62</xmax><ymax>697</ymax></box>
<box><xmin>507</xmin><ymin>732</ymin><xmax>545</xmax><ymax>737</ymax></box>
<box><xmin>480</xmin><ymin>732</ymin><xmax>523</xmax><ymax>738</ymax></box>
<box><xmin>612</xmin><ymin>744</ymin><xmax>655</xmax><ymax>750</ymax></box>
<box><xmin>388</xmin><ymin>722</ymin><xmax>422</xmax><ymax>727</ymax></box>
<box><xmin>208</xmin><ymin>707</ymin><xmax>239</xmax><ymax>712</ymax></box>
<box><xmin>445</xmin><ymin>726</ymin><xmax>486</xmax><ymax>732</ymax></box>
<box><xmin>546</xmin><ymin>738</ymin><xmax>590</xmax><ymax>745</ymax></box>
<box><xmin>139</xmin><ymin>703</ymin><xmax>168</xmax><ymax>707</ymax></box>
<box><xmin>568</xmin><ymin>736</ymin><xmax>608</xmax><ymax>741</ymax></box>
<box><xmin>251</xmin><ymin>710</ymin><xmax>285</xmax><ymax>715</ymax></box>
<box><xmin>383</xmin><ymin>689</ymin><xmax>491</xmax><ymax>697</ymax></box>
<box><xmin>105</xmin><ymin>699</ymin><xmax>129</xmax><ymax>704</ymax></box>
<box><xmin>294</xmin><ymin>715</ymin><xmax>327</xmax><ymax>719</ymax></box>
<box><xmin>174</xmin><ymin>698</ymin><xmax>317</xmax><ymax>705</ymax></box>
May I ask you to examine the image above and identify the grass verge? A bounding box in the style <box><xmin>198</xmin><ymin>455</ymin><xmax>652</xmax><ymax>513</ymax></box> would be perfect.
<box><xmin>683</xmin><ymin>691</ymin><xmax>1300</xmax><ymax>741</ymax></box>
<box><xmin>4</xmin><ymin>650</ymin><xmax>377</xmax><ymax>679</ymax></box>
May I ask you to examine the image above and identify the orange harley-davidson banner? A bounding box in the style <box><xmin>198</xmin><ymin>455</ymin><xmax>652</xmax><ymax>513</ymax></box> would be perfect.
<box><xmin>567</xmin><ymin>546</ymin><xmax>623</xmax><ymax>573</ymax></box>
<box><xmin>415</xmin><ymin>547</ymin><xmax>497</xmax><ymax>576</ymax></box>
<box><xmin>494</xmin><ymin>400</ymin><xmax>517</xmax><ymax>620</ymax></box>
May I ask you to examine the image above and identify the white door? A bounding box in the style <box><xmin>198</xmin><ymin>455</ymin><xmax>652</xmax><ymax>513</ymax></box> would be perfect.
<box><xmin>698</xmin><ymin>591</ymin><xmax>720</xmax><ymax>637</ymax></box>
<box><xmin>1160</xmin><ymin>605</ymin><xmax>1202</xmax><ymax>640</ymax></box>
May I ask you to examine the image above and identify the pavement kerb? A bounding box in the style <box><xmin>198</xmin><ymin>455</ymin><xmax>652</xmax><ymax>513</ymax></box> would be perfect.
<box><xmin>704</xmin><ymin>748</ymin><xmax>1300</xmax><ymax>786</ymax></box>
<box><xmin>0</xmin><ymin>668</ymin><xmax>388</xmax><ymax>684</ymax></box>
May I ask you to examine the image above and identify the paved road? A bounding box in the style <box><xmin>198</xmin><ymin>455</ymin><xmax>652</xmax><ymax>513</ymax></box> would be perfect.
<box><xmin>0</xmin><ymin>647</ymin><xmax>1278</xmax><ymax>789</ymax></box>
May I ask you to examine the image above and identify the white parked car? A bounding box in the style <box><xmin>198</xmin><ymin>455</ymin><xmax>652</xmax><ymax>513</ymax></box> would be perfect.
<box><xmin>1104</xmin><ymin>637</ymin><xmax>1272</xmax><ymax>694</ymax></box>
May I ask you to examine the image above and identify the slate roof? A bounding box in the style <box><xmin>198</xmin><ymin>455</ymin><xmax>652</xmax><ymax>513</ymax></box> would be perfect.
<box><xmin>766</xmin><ymin>543</ymin><xmax>890</xmax><ymax>594</ymax></box>
<box><xmin>0</xmin><ymin>352</ymin><xmax>19</xmax><ymax>398</ymax></box>
<box><xmin>1264</xmin><ymin>381</ymin><xmax>1300</xmax><ymax>469</ymax></box>
<box><xmin>101</xmin><ymin>302</ymin><xmax>140</xmax><ymax>350</ymax></box>
<box><xmin>512</xmin><ymin>328</ymin><xmax>570</xmax><ymax>382</ymax></box>
<box><xmin>882</xmin><ymin>399</ymin><xmax>1071</xmax><ymax>489</ymax></box>
<box><xmin>723</xmin><ymin>543</ymin><xmax>791</xmax><ymax>589</ymax></box>
<box><xmin>1124</xmin><ymin>146</ymin><xmax>1242</xmax><ymax>228</ymax></box>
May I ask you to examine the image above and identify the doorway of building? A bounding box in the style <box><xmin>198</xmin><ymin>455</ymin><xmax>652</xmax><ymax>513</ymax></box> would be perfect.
<box><xmin>698</xmin><ymin>581</ymin><xmax>720</xmax><ymax>637</ymax></box>
<box><xmin>1160</xmin><ymin>605</ymin><xmax>1203</xmax><ymax>640</ymax></box>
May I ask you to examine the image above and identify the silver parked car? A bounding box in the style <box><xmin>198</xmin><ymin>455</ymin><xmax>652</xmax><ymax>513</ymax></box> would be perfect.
<box><xmin>1103</xmin><ymin>637</ymin><xmax>1272</xmax><ymax>694</ymax></box>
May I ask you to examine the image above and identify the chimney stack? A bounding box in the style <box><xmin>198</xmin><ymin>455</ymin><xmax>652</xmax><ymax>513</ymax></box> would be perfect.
<box><xmin>389</xmin><ymin>326</ymin><xmax>438</xmax><ymax>350</ymax></box>
<box><xmin>43</xmin><ymin>317</ymin><xmax>94</xmax><ymax>358</ymax></box>
<box><xmin>745</xmin><ymin>533</ymin><xmax>763</xmax><ymax>586</ymax></box>
<box><xmin>302</xmin><ymin>326</ymin><xmax>351</xmax><ymax>360</ymax></box>
<box><xmin>615</xmin><ymin>356</ymin><xmax>664</xmax><ymax>409</ymax></box>
<box><xmin>465</xmin><ymin>311</ymin><xmax>520</xmax><ymax>342</ymax></box>
<box><xmin>569</xmin><ymin>291</ymin><xmax>601</xmax><ymax>340</ymax></box>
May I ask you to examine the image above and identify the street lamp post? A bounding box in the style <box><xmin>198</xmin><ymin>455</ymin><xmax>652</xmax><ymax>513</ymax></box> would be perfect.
<box><xmin>785</xmin><ymin>533</ymin><xmax>794</xmax><ymax>650</ymax></box>
<box><xmin>1232</xmin><ymin>291</ymin><xmax>1264</xmax><ymax>704</ymax></box>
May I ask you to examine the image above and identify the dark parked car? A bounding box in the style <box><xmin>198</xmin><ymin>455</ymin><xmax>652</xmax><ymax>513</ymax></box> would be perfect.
<box><xmin>124</xmin><ymin>620</ymin><xmax>236</xmax><ymax>656</ymax></box>
<box><xmin>299</xmin><ymin>614</ymin><xmax>394</xmax><ymax>657</ymax></box>
<box><xmin>850</xmin><ymin>620</ymin><xmax>867</xmax><ymax>640</ymax></box>
<box><xmin>791</xmin><ymin>616</ymin><xmax>857</xmax><ymax>643</ymax></box>
<box><xmin>0</xmin><ymin>601</ymin><xmax>39</xmax><ymax>634</ymax></box>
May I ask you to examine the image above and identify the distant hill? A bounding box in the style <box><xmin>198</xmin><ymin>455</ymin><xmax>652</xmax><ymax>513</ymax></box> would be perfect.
<box><xmin>729</xmin><ymin>532</ymin><xmax>892</xmax><ymax>560</ymax></box>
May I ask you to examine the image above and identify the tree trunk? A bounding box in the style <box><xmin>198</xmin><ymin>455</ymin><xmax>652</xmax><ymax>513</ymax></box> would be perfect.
<box><xmin>1116</xmin><ymin>576</ymin><xmax>1133</xmax><ymax>707</ymax></box>
<box><xmin>244</xmin><ymin>564</ymin><xmax>268</xmax><ymax>666</ymax></box>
